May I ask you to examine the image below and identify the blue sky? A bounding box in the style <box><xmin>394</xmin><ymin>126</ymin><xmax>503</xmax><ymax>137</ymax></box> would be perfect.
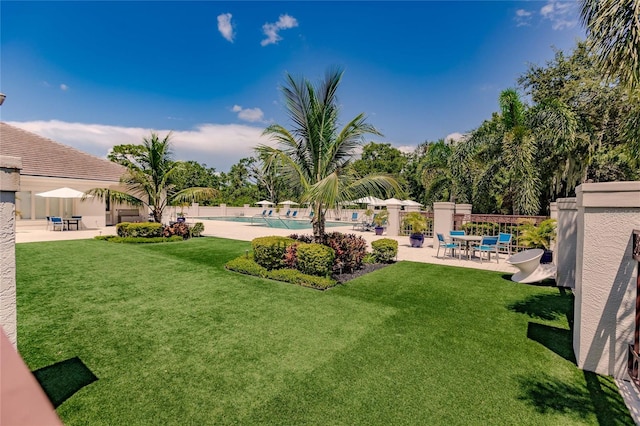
<box><xmin>1</xmin><ymin>1</ymin><xmax>585</xmax><ymax>171</ymax></box>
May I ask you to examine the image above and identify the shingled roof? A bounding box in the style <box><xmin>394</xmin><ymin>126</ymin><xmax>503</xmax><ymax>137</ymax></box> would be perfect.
<box><xmin>0</xmin><ymin>122</ymin><xmax>125</xmax><ymax>181</ymax></box>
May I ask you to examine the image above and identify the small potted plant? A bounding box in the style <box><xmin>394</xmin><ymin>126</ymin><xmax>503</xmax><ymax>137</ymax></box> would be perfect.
<box><xmin>519</xmin><ymin>218</ymin><xmax>557</xmax><ymax>263</ymax></box>
<box><xmin>372</xmin><ymin>209</ymin><xmax>388</xmax><ymax>236</ymax></box>
<box><xmin>402</xmin><ymin>212</ymin><xmax>428</xmax><ymax>247</ymax></box>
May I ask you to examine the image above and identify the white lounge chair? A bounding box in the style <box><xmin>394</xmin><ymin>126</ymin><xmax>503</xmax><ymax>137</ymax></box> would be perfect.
<box><xmin>507</xmin><ymin>249</ymin><xmax>556</xmax><ymax>283</ymax></box>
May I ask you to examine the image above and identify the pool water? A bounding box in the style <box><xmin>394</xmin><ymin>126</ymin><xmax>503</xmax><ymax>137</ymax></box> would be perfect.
<box><xmin>196</xmin><ymin>216</ymin><xmax>348</xmax><ymax>230</ymax></box>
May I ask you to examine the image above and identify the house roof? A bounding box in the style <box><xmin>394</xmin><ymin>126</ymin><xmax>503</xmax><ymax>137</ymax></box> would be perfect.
<box><xmin>0</xmin><ymin>122</ymin><xmax>125</xmax><ymax>182</ymax></box>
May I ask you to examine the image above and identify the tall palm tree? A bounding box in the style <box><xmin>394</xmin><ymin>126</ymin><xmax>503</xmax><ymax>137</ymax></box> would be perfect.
<box><xmin>469</xmin><ymin>89</ymin><xmax>577</xmax><ymax>215</ymax></box>
<box><xmin>86</xmin><ymin>132</ymin><xmax>216</xmax><ymax>223</ymax></box>
<box><xmin>257</xmin><ymin>68</ymin><xmax>400</xmax><ymax>241</ymax></box>
<box><xmin>579</xmin><ymin>0</ymin><xmax>640</xmax><ymax>89</ymax></box>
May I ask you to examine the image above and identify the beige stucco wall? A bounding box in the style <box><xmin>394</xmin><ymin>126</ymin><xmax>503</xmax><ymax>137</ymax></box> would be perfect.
<box><xmin>0</xmin><ymin>156</ymin><xmax>21</xmax><ymax>348</ymax></box>
<box><xmin>556</xmin><ymin>198</ymin><xmax>577</xmax><ymax>288</ymax></box>
<box><xmin>573</xmin><ymin>181</ymin><xmax>640</xmax><ymax>378</ymax></box>
<box><xmin>432</xmin><ymin>202</ymin><xmax>455</xmax><ymax>247</ymax></box>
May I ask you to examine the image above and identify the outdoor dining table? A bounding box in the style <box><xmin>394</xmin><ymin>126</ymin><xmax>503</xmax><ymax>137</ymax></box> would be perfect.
<box><xmin>62</xmin><ymin>217</ymin><xmax>81</xmax><ymax>231</ymax></box>
<box><xmin>451</xmin><ymin>235</ymin><xmax>482</xmax><ymax>260</ymax></box>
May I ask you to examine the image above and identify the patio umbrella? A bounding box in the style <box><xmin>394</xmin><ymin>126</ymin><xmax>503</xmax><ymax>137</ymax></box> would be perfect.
<box><xmin>35</xmin><ymin>187</ymin><xmax>90</xmax><ymax>199</ymax></box>
<box><xmin>384</xmin><ymin>198</ymin><xmax>404</xmax><ymax>205</ymax></box>
<box><xmin>351</xmin><ymin>196</ymin><xmax>385</xmax><ymax>205</ymax></box>
<box><xmin>278</xmin><ymin>200</ymin><xmax>299</xmax><ymax>206</ymax></box>
<box><xmin>402</xmin><ymin>199</ymin><xmax>423</xmax><ymax>207</ymax></box>
<box><xmin>255</xmin><ymin>200</ymin><xmax>274</xmax><ymax>206</ymax></box>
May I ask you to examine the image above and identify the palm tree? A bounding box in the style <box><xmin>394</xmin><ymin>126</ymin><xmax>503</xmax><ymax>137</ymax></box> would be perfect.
<box><xmin>86</xmin><ymin>132</ymin><xmax>216</xmax><ymax>223</ymax></box>
<box><xmin>420</xmin><ymin>139</ymin><xmax>470</xmax><ymax>206</ymax></box>
<box><xmin>469</xmin><ymin>89</ymin><xmax>577</xmax><ymax>215</ymax></box>
<box><xmin>579</xmin><ymin>0</ymin><xmax>640</xmax><ymax>89</ymax></box>
<box><xmin>257</xmin><ymin>68</ymin><xmax>400</xmax><ymax>241</ymax></box>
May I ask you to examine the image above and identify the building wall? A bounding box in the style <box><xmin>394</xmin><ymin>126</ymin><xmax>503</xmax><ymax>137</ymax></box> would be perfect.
<box><xmin>573</xmin><ymin>181</ymin><xmax>640</xmax><ymax>378</ymax></box>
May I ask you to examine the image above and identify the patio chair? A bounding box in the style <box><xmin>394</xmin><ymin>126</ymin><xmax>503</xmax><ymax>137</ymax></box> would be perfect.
<box><xmin>266</xmin><ymin>210</ymin><xmax>273</xmax><ymax>217</ymax></box>
<box><xmin>497</xmin><ymin>232</ymin><xmax>513</xmax><ymax>256</ymax></box>
<box><xmin>45</xmin><ymin>216</ymin><xmax>51</xmax><ymax>230</ymax></box>
<box><xmin>449</xmin><ymin>230</ymin><xmax>466</xmax><ymax>237</ymax></box>
<box><xmin>351</xmin><ymin>212</ymin><xmax>358</xmax><ymax>222</ymax></box>
<box><xmin>473</xmin><ymin>236</ymin><xmax>499</xmax><ymax>263</ymax></box>
<box><xmin>507</xmin><ymin>249</ymin><xmax>556</xmax><ymax>283</ymax></box>
<box><xmin>284</xmin><ymin>210</ymin><xmax>291</xmax><ymax>218</ymax></box>
<box><xmin>50</xmin><ymin>216</ymin><xmax>64</xmax><ymax>231</ymax></box>
<box><xmin>291</xmin><ymin>211</ymin><xmax>298</xmax><ymax>218</ymax></box>
<box><xmin>436</xmin><ymin>233</ymin><xmax>460</xmax><ymax>259</ymax></box>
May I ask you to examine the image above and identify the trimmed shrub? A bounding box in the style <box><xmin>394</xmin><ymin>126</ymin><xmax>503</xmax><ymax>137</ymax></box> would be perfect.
<box><xmin>225</xmin><ymin>256</ymin><xmax>268</xmax><ymax>278</ymax></box>
<box><xmin>371</xmin><ymin>238</ymin><xmax>398</xmax><ymax>263</ymax></box>
<box><xmin>267</xmin><ymin>269</ymin><xmax>336</xmax><ymax>290</ymax></box>
<box><xmin>324</xmin><ymin>232</ymin><xmax>368</xmax><ymax>273</ymax></box>
<box><xmin>252</xmin><ymin>236</ymin><xmax>296</xmax><ymax>270</ymax></box>
<box><xmin>362</xmin><ymin>252</ymin><xmax>376</xmax><ymax>264</ymax></box>
<box><xmin>296</xmin><ymin>243</ymin><xmax>335</xmax><ymax>277</ymax></box>
<box><xmin>116</xmin><ymin>222</ymin><xmax>163</xmax><ymax>238</ymax></box>
<box><xmin>190</xmin><ymin>222</ymin><xmax>205</xmax><ymax>237</ymax></box>
<box><xmin>163</xmin><ymin>222</ymin><xmax>190</xmax><ymax>239</ymax></box>
<box><xmin>94</xmin><ymin>235</ymin><xmax>183</xmax><ymax>243</ymax></box>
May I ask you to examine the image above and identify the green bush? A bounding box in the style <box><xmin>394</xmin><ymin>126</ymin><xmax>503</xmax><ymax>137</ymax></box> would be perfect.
<box><xmin>362</xmin><ymin>252</ymin><xmax>376</xmax><ymax>264</ymax></box>
<box><xmin>116</xmin><ymin>222</ymin><xmax>163</xmax><ymax>238</ymax></box>
<box><xmin>267</xmin><ymin>268</ymin><xmax>336</xmax><ymax>290</ymax></box>
<box><xmin>461</xmin><ymin>222</ymin><xmax>499</xmax><ymax>236</ymax></box>
<box><xmin>94</xmin><ymin>235</ymin><xmax>183</xmax><ymax>243</ymax></box>
<box><xmin>190</xmin><ymin>222</ymin><xmax>205</xmax><ymax>237</ymax></box>
<box><xmin>225</xmin><ymin>256</ymin><xmax>268</xmax><ymax>278</ymax></box>
<box><xmin>252</xmin><ymin>236</ymin><xmax>296</xmax><ymax>270</ymax></box>
<box><xmin>371</xmin><ymin>238</ymin><xmax>398</xmax><ymax>263</ymax></box>
<box><xmin>296</xmin><ymin>243</ymin><xmax>335</xmax><ymax>277</ymax></box>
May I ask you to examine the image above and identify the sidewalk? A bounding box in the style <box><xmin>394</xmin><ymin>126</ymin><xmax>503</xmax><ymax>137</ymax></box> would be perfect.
<box><xmin>15</xmin><ymin>220</ymin><xmax>517</xmax><ymax>274</ymax></box>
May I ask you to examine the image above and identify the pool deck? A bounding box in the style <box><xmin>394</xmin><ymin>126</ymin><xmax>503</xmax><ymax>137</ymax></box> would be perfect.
<box><xmin>16</xmin><ymin>219</ymin><xmax>517</xmax><ymax>274</ymax></box>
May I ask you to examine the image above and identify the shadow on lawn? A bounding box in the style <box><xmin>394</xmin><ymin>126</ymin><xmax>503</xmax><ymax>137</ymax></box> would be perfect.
<box><xmin>508</xmin><ymin>288</ymin><xmax>574</xmax><ymax>322</ymax></box>
<box><xmin>32</xmin><ymin>357</ymin><xmax>98</xmax><ymax>408</ymax></box>
<box><xmin>518</xmin><ymin>372</ymin><xmax>633</xmax><ymax>425</ymax></box>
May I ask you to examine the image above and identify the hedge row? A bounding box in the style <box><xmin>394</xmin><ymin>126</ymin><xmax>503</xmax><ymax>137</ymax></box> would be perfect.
<box><xmin>225</xmin><ymin>256</ymin><xmax>336</xmax><ymax>290</ymax></box>
<box><xmin>117</xmin><ymin>222</ymin><xmax>163</xmax><ymax>238</ymax></box>
<box><xmin>94</xmin><ymin>235</ymin><xmax>183</xmax><ymax>243</ymax></box>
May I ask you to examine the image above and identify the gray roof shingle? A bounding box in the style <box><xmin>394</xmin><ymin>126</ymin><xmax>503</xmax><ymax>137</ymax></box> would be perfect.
<box><xmin>0</xmin><ymin>122</ymin><xmax>125</xmax><ymax>181</ymax></box>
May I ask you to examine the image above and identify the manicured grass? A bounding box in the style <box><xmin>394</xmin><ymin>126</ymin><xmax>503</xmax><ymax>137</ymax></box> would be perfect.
<box><xmin>16</xmin><ymin>238</ymin><xmax>632</xmax><ymax>425</ymax></box>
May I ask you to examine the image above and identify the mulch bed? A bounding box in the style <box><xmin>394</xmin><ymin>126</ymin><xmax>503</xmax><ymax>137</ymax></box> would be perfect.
<box><xmin>332</xmin><ymin>262</ymin><xmax>393</xmax><ymax>284</ymax></box>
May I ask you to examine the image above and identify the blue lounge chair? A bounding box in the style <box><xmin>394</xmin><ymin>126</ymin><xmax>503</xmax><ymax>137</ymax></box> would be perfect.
<box><xmin>436</xmin><ymin>233</ymin><xmax>459</xmax><ymax>259</ymax></box>
<box><xmin>291</xmin><ymin>211</ymin><xmax>298</xmax><ymax>218</ymax></box>
<box><xmin>266</xmin><ymin>210</ymin><xmax>273</xmax><ymax>217</ymax></box>
<box><xmin>473</xmin><ymin>236</ymin><xmax>499</xmax><ymax>263</ymax></box>
<box><xmin>284</xmin><ymin>210</ymin><xmax>291</xmax><ymax>218</ymax></box>
<box><xmin>351</xmin><ymin>212</ymin><xmax>358</xmax><ymax>222</ymax></box>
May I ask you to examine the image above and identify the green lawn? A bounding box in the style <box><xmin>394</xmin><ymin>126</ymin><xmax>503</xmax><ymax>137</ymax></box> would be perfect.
<box><xmin>16</xmin><ymin>238</ymin><xmax>632</xmax><ymax>425</ymax></box>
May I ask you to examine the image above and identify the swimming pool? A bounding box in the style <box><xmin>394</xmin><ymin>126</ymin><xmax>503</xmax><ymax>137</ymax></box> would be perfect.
<box><xmin>195</xmin><ymin>216</ymin><xmax>349</xmax><ymax>230</ymax></box>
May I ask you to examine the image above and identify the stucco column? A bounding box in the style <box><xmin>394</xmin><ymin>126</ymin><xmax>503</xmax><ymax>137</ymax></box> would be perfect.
<box><xmin>386</xmin><ymin>202</ymin><xmax>402</xmax><ymax>237</ymax></box>
<box><xmin>549</xmin><ymin>201</ymin><xmax>558</xmax><ymax>220</ymax></box>
<box><xmin>433</xmin><ymin>202</ymin><xmax>455</xmax><ymax>247</ymax></box>
<box><xmin>0</xmin><ymin>156</ymin><xmax>22</xmax><ymax>348</ymax></box>
<box><xmin>455</xmin><ymin>203</ymin><xmax>472</xmax><ymax>225</ymax></box>
<box><xmin>573</xmin><ymin>181</ymin><xmax>640</xmax><ymax>378</ymax></box>
<box><xmin>556</xmin><ymin>198</ymin><xmax>577</xmax><ymax>288</ymax></box>
<box><xmin>220</xmin><ymin>203</ymin><xmax>227</xmax><ymax>217</ymax></box>
<box><xmin>243</xmin><ymin>204</ymin><xmax>250</xmax><ymax>216</ymax></box>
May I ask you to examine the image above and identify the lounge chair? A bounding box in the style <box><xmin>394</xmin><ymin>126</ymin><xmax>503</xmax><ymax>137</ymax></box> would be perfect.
<box><xmin>255</xmin><ymin>209</ymin><xmax>267</xmax><ymax>217</ymax></box>
<box><xmin>473</xmin><ymin>236</ymin><xmax>499</xmax><ymax>263</ymax></box>
<box><xmin>436</xmin><ymin>233</ymin><xmax>460</xmax><ymax>259</ymax></box>
<box><xmin>284</xmin><ymin>210</ymin><xmax>291</xmax><ymax>218</ymax></box>
<box><xmin>507</xmin><ymin>249</ymin><xmax>556</xmax><ymax>283</ymax></box>
<box><xmin>291</xmin><ymin>211</ymin><xmax>298</xmax><ymax>218</ymax></box>
<box><xmin>266</xmin><ymin>210</ymin><xmax>273</xmax><ymax>217</ymax></box>
<box><xmin>351</xmin><ymin>212</ymin><xmax>358</xmax><ymax>222</ymax></box>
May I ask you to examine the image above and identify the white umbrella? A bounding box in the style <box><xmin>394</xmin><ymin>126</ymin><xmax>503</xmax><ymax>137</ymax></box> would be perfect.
<box><xmin>36</xmin><ymin>187</ymin><xmax>91</xmax><ymax>199</ymax></box>
<box><xmin>384</xmin><ymin>198</ymin><xmax>404</xmax><ymax>205</ymax></box>
<box><xmin>351</xmin><ymin>196</ymin><xmax>385</xmax><ymax>205</ymax></box>
<box><xmin>255</xmin><ymin>200</ymin><xmax>274</xmax><ymax>206</ymax></box>
<box><xmin>278</xmin><ymin>200</ymin><xmax>299</xmax><ymax>206</ymax></box>
<box><xmin>402</xmin><ymin>199</ymin><xmax>423</xmax><ymax>206</ymax></box>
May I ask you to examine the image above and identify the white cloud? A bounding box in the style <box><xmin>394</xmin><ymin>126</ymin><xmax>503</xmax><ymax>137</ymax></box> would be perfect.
<box><xmin>60</xmin><ymin>84</ymin><xmax>69</xmax><ymax>91</ymax></box>
<box><xmin>261</xmin><ymin>14</ymin><xmax>298</xmax><ymax>46</ymax></box>
<box><xmin>445</xmin><ymin>132</ymin><xmax>467</xmax><ymax>143</ymax></box>
<box><xmin>514</xmin><ymin>9</ymin><xmax>533</xmax><ymax>27</ymax></box>
<box><xmin>231</xmin><ymin>104</ymin><xmax>265</xmax><ymax>123</ymax></box>
<box><xmin>539</xmin><ymin>0</ymin><xmax>578</xmax><ymax>30</ymax></box>
<box><xmin>217</xmin><ymin>13</ymin><xmax>235</xmax><ymax>42</ymax></box>
<box><xmin>6</xmin><ymin>120</ymin><xmax>268</xmax><ymax>171</ymax></box>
